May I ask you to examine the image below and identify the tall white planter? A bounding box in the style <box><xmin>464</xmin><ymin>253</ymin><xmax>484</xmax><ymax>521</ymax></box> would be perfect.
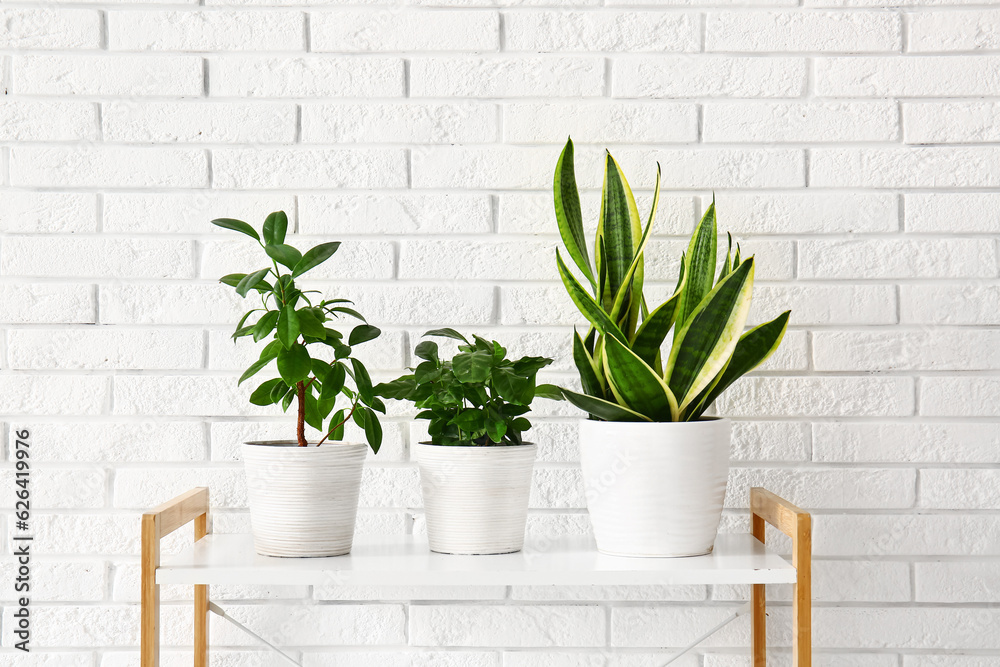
<box><xmin>580</xmin><ymin>419</ymin><xmax>731</xmax><ymax>557</ymax></box>
<box><xmin>414</xmin><ymin>443</ymin><xmax>536</xmax><ymax>555</ymax></box>
<box><xmin>242</xmin><ymin>441</ymin><xmax>367</xmax><ymax>558</ymax></box>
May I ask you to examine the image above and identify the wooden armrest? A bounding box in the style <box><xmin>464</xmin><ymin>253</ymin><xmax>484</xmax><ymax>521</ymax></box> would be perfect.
<box><xmin>750</xmin><ymin>487</ymin><xmax>810</xmax><ymax>540</ymax></box>
<box><xmin>143</xmin><ymin>487</ymin><xmax>209</xmax><ymax>539</ymax></box>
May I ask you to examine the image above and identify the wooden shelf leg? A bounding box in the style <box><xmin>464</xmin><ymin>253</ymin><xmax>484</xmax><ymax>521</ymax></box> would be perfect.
<box><xmin>751</xmin><ymin>512</ymin><xmax>766</xmax><ymax>667</ymax></box>
<box><xmin>141</xmin><ymin>514</ymin><xmax>160</xmax><ymax>667</ymax></box>
<box><xmin>195</xmin><ymin>510</ymin><xmax>210</xmax><ymax>667</ymax></box>
<box><xmin>793</xmin><ymin>514</ymin><xmax>812</xmax><ymax>667</ymax></box>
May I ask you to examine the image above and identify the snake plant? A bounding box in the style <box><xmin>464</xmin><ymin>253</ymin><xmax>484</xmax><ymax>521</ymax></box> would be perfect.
<box><xmin>552</xmin><ymin>138</ymin><xmax>791</xmax><ymax>422</ymax></box>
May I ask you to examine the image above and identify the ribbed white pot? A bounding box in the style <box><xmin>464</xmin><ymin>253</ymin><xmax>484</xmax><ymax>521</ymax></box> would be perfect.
<box><xmin>241</xmin><ymin>441</ymin><xmax>367</xmax><ymax>558</ymax></box>
<box><xmin>580</xmin><ymin>418</ymin><xmax>731</xmax><ymax>557</ymax></box>
<box><xmin>414</xmin><ymin>442</ymin><xmax>536</xmax><ymax>555</ymax></box>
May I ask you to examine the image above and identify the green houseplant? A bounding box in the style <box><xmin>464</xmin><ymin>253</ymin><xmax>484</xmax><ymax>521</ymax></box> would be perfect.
<box><xmin>376</xmin><ymin>330</ymin><xmax>555</xmax><ymax>554</ymax></box>
<box><xmin>551</xmin><ymin>138</ymin><xmax>791</xmax><ymax>557</ymax></box>
<box><xmin>213</xmin><ymin>211</ymin><xmax>385</xmax><ymax>557</ymax></box>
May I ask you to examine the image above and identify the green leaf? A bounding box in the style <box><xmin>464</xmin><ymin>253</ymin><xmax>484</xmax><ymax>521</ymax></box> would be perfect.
<box><xmin>560</xmin><ymin>387</ymin><xmax>651</xmax><ymax>422</ymax></box>
<box><xmin>718</xmin><ymin>231</ymin><xmax>733</xmax><ymax>283</ymax></box>
<box><xmin>687</xmin><ymin>310</ymin><xmax>790</xmax><ymax>420</ymax></box>
<box><xmin>363</xmin><ymin>408</ymin><xmax>382</xmax><ymax>454</ymax></box>
<box><xmin>328</xmin><ymin>306</ymin><xmax>365</xmax><ymax>321</ymax></box>
<box><xmin>293</xmin><ymin>242</ymin><xmax>341</xmax><ymax>278</ymax></box>
<box><xmin>297</xmin><ymin>307</ymin><xmax>326</xmax><ymax>339</ymax></box>
<box><xmin>349</xmin><ymin>324</ymin><xmax>381</xmax><ymax>346</ymax></box>
<box><xmin>236</xmin><ymin>268</ymin><xmax>270</xmax><ymax>298</ymax></box>
<box><xmin>534</xmin><ymin>384</ymin><xmax>564</xmax><ymax>401</ymax></box>
<box><xmin>485</xmin><ymin>417</ymin><xmax>507</xmax><ymax>444</ymax></box>
<box><xmin>269</xmin><ymin>380</ymin><xmax>289</xmax><ymax>404</ymax></box>
<box><xmin>667</xmin><ymin>258</ymin><xmax>755</xmax><ymax>410</ymax></box>
<box><xmin>250</xmin><ymin>378</ymin><xmax>285</xmax><ymax>406</ymax></box>
<box><xmin>493</xmin><ymin>367</ymin><xmax>533</xmax><ymax>405</ymax></box>
<box><xmin>212</xmin><ymin>218</ymin><xmax>259</xmax><ymax>242</ymax></box>
<box><xmin>553</xmin><ymin>137</ymin><xmax>596</xmax><ymax>290</ymax></box>
<box><xmin>220</xmin><ymin>273</ymin><xmax>246</xmax><ymax>288</ymax></box>
<box><xmin>609</xmin><ymin>164</ymin><xmax>660</xmax><ymax>323</ymax></box>
<box><xmin>277</xmin><ymin>304</ymin><xmax>300</xmax><ymax>348</ymax></box>
<box><xmin>277</xmin><ymin>343</ymin><xmax>311</xmax><ymax>385</ymax></box>
<box><xmin>424</xmin><ymin>328</ymin><xmax>470</xmax><ymax>345</ymax></box>
<box><xmin>676</xmin><ymin>201</ymin><xmax>718</xmax><ymax>332</ymax></box>
<box><xmin>320</xmin><ymin>362</ymin><xmax>347</xmax><ymax>400</ymax></box>
<box><xmin>326</xmin><ymin>409</ymin><xmax>346</xmax><ymax>442</ymax></box>
<box><xmin>596</xmin><ymin>152</ymin><xmax>642</xmax><ymax>311</ymax></box>
<box><xmin>603</xmin><ymin>335</ymin><xmax>678</xmax><ymax>421</ymax></box>
<box><xmin>262</xmin><ymin>211</ymin><xmax>288</xmax><ymax>246</ymax></box>
<box><xmin>414</xmin><ymin>340</ymin><xmax>439</xmax><ymax>363</ymax></box>
<box><xmin>266</xmin><ymin>244</ymin><xmax>302</xmax><ymax>271</ymax></box>
<box><xmin>452</xmin><ymin>408</ymin><xmax>485</xmax><ymax>432</ymax></box>
<box><xmin>573</xmin><ymin>329</ymin><xmax>605</xmax><ymax>399</ymax></box>
<box><xmin>556</xmin><ymin>249</ymin><xmax>627</xmax><ymax>345</ymax></box>
<box><xmin>252</xmin><ymin>310</ymin><xmax>279</xmax><ymax>343</ymax></box>
<box><xmin>374</xmin><ymin>376</ymin><xmax>417</xmax><ymax>400</ymax></box>
<box><xmin>453</xmin><ymin>351</ymin><xmax>492</xmax><ymax>384</ymax></box>
<box><xmin>351</xmin><ymin>358</ymin><xmax>374</xmax><ymax>401</ymax></box>
<box><xmin>239</xmin><ymin>356</ymin><xmax>273</xmax><ymax>385</ymax></box>
<box><xmin>630</xmin><ymin>269</ymin><xmax>685</xmax><ymax>369</ymax></box>
<box><xmin>304</xmin><ymin>392</ymin><xmax>323</xmax><ymax>431</ymax></box>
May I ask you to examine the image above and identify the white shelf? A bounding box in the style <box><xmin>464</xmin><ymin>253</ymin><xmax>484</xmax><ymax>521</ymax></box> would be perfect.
<box><xmin>157</xmin><ymin>533</ymin><xmax>796</xmax><ymax>587</ymax></box>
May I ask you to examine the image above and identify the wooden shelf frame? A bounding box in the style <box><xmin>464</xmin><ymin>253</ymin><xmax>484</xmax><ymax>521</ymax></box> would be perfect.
<box><xmin>140</xmin><ymin>486</ymin><xmax>810</xmax><ymax>666</ymax></box>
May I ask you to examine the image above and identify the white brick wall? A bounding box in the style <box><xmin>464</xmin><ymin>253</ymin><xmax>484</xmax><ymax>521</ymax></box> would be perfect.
<box><xmin>0</xmin><ymin>0</ymin><xmax>997</xmax><ymax>663</ymax></box>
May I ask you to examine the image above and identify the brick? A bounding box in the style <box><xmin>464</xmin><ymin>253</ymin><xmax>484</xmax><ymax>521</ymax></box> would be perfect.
<box><xmin>712</xmin><ymin>193</ymin><xmax>898</xmax><ymax>234</ymax></box>
<box><xmin>706</xmin><ymin>11</ymin><xmax>900</xmax><ymax>52</ymax></box>
<box><xmin>114</xmin><ymin>375</ymin><xmax>270</xmax><ymax>417</ymax></box>
<box><xmin>504</xmin><ymin>102</ymin><xmax>697</xmax><ymax>144</ymax></box>
<box><xmin>210</xmin><ymin>56</ymin><xmax>403</xmax><ymax>97</ymax></box>
<box><xmin>717</xmin><ymin>376</ymin><xmax>914</xmax><ymax>417</ymax></box>
<box><xmin>814</xmin><ymin>513</ymin><xmax>1000</xmax><ymax>556</ymax></box>
<box><xmin>33</xmin><ymin>513</ymin><xmax>139</xmax><ymax>555</ymax></box>
<box><xmin>0</xmin><ymin>376</ymin><xmax>107</xmax><ymax>415</ymax></box>
<box><xmin>359</xmin><ymin>466</ymin><xmax>421</xmax><ymax>508</ymax></box>
<box><xmin>0</xmin><ymin>284</ymin><xmax>94</xmax><ymax>324</ymax></box>
<box><xmin>300</xmin><ymin>193</ymin><xmax>493</xmax><ymax>235</ymax></box>
<box><xmin>921</xmin><ymin>469</ymin><xmax>1000</xmax><ymax>510</ymax></box>
<box><xmin>15</xmin><ymin>55</ymin><xmax>203</xmax><ymax>96</ymax></box>
<box><xmin>114</xmin><ymin>467</ymin><xmax>245</xmax><ymax>509</ymax></box>
<box><xmin>530</xmin><ymin>466</ymin><xmax>584</xmax><ymax>508</ymax></box>
<box><xmin>8</xmin><ymin>328</ymin><xmax>202</xmax><ymax>370</ymax></box>
<box><xmin>303</xmin><ymin>651</ymin><xmax>500</xmax><ymax>666</ymax></box>
<box><xmin>24</xmin><ymin>421</ymin><xmax>205</xmax><ymax>462</ymax></box>
<box><xmin>613</xmin><ymin>606</ymin><xmax>747</xmax><ymax>647</ymax></box>
<box><xmin>330</xmin><ymin>284</ymin><xmax>494</xmax><ymax>326</ymax></box>
<box><xmin>901</xmin><ymin>284</ymin><xmax>1000</xmax><ymax>325</ymax></box>
<box><xmin>904</xmin><ymin>659</ymin><xmax>1000</xmax><ymax>667</ymax></box>
<box><xmin>904</xmin><ymin>102</ymin><xmax>1000</xmax><ymax>144</ymax></box>
<box><xmin>613</xmin><ymin>148</ymin><xmax>806</xmax><ymax>189</ymax></box>
<box><xmin>100</xmin><ymin>284</ymin><xmax>244</xmax><ymax>325</ymax></box>
<box><xmin>814</xmin><ymin>146</ymin><xmax>1000</xmax><ymax>187</ymax></box>
<box><xmin>504</xmin><ymin>11</ymin><xmax>699</xmax><ymax>52</ymax></box>
<box><xmin>400</xmin><ymin>239</ymin><xmax>555</xmax><ymax>280</ymax></box>
<box><xmin>909</xmin><ymin>10</ymin><xmax>1000</xmax><ymax>52</ymax></box>
<box><xmin>703</xmin><ymin>101</ymin><xmax>898</xmax><ymax>143</ymax></box>
<box><xmin>10</xmin><ymin>146</ymin><xmax>208</xmax><ymax>188</ymax></box>
<box><xmin>108</xmin><ymin>10</ymin><xmax>304</xmax><ymax>51</ymax></box>
<box><xmin>750</xmin><ymin>284</ymin><xmax>896</xmax><ymax>326</ymax></box>
<box><xmin>498</xmin><ymin>192</ymin><xmax>695</xmax><ymax>235</ymax></box>
<box><xmin>206</xmin><ymin>604</ymin><xmax>405</xmax><ymax>645</ymax></box>
<box><xmin>410</xmin><ymin>605</ymin><xmax>605</xmax><ymax>647</ymax></box>
<box><xmin>814</xmin><ymin>422</ymin><xmax>1000</xmax><ymax>463</ymax></box>
<box><xmin>311</xmin><ymin>10</ymin><xmax>497</xmax><ymax>51</ymax></box>
<box><xmin>0</xmin><ymin>559</ymin><xmax>105</xmax><ymax>602</ymax></box>
<box><xmin>814</xmin><ymin>330</ymin><xmax>1000</xmax><ymax>371</ymax></box>
<box><xmin>500</xmin><ymin>285</ymin><xmax>587</xmax><ymax>327</ymax></box>
<box><xmin>200</xmin><ymin>238</ymin><xmax>394</xmax><ymax>280</ymax></box>
<box><xmin>1</xmin><ymin>605</ymin><xmax>139</xmax><ymax>647</ymax></box>
<box><xmin>816</xmin><ymin>56</ymin><xmax>1000</xmax><ymax>96</ymax></box>
<box><xmin>714</xmin><ymin>559</ymin><xmax>910</xmax><ymax>603</ymax></box>
<box><xmin>0</xmin><ymin>192</ymin><xmax>97</xmax><ymax>233</ymax></box>
<box><xmin>413</xmin><ymin>146</ymin><xmax>576</xmax><ymax>189</ymax></box>
<box><xmin>104</xmin><ymin>192</ymin><xmax>295</xmax><ymax>235</ymax></box>
<box><xmin>302</xmin><ymin>102</ymin><xmax>497</xmax><ymax>144</ymax></box>
<box><xmin>213</xmin><ymin>148</ymin><xmax>406</xmax><ymax>189</ymax></box>
<box><xmin>727</xmin><ymin>467</ymin><xmax>915</xmax><ymax>509</ymax></box>
<box><xmin>916</xmin><ymin>561</ymin><xmax>1000</xmax><ymax>603</ymax></box>
<box><xmin>2</xmin><ymin>237</ymin><xmax>195</xmax><ymax>279</ymax></box>
<box><xmin>102</xmin><ymin>101</ymin><xmax>296</xmax><ymax>144</ymax></box>
<box><xmin>614</xmin><ymin>56</ymin><xmax>806</xmax><ymax>98</ymax></box>
<box><xmin>411</xmin><ymin>57</ymin><xmax>604</xmax><ymax>98</ymax></box>
<box><xmin>908</xmin><ymin>193</ymin><xmax>1000</xmax><ymax>233</ymax></box>
<box><xmin>812</xmin><ymin>607</ymin><xmax>1000</xmax><ymax>649</ymax></box>
<box><xmin>0</xmin><ymin>100</ymin><xmax>97</xmax><ymax>141</ymax></box>
<box><xmin>921</xmin><ymin>377</ymin><xmax>1000</xmax><ymax>416</ymax></box>
<box><xmin>0</xmin><ymin>467</ymin><xmax>105</xmax><ymax>509</ymax></box>
<box><xmin>731</xmin><ymin>420</ymin><xmax>809</xmax><ymax>462</ymax></box>
<box><xmin>0</xmin><ymin>8</ymin><xmax>100</xmax><ymax>48</ymax></box>
<box><xmin>800</xmin><ymin>239</ymin><xmax>995</xmax><ymax>279</ymax></box>
<box><xmin>511</xmin><ymin>655</ymin><xmax>699</xmax><ymax>667</ymax></box>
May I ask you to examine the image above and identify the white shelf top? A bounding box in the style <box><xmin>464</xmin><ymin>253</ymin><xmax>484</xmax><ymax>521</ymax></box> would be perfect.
<box><xmin>157</xmin><ymin>533</ymin><xmax>797</xmax><ymax>587</ymax></box>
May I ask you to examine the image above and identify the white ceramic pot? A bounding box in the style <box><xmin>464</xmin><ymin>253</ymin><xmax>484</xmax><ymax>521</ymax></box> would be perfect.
<box><xmin>579</xmin><ymin>418</ymin><xmax>731</xmax><ymax>557</ymax></box>
<box><xmin>414</xmin><ymin>442</ymin><xmax>536</xmax><ymax>555</ymax></box>
<box><xmin>242</xmin><ymin>441</ymin><xmax>367</xmax><ymax>558</ymax></box>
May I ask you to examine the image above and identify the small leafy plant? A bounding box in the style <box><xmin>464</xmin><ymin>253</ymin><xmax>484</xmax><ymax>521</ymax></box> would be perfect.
<box><xmin>551</xmin><ymin>138</ymin><xmax>791</xmax><ymax>422</ymax></box>
<box><xmin>375</xmin><ymin>329</ymin><xmax>558</xmax><ymax>445</ymax></box>
<box><xmin>213</xmin><ymin>211</ymin><xmax>385</xmax><ymax>451</ymax></box>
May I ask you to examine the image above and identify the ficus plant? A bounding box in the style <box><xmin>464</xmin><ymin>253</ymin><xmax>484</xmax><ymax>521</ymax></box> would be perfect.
<box><xmin>375</xmin><ymin>329</ymin><xmax>560</xmax><ymax>446</ymax></box>
<box><xmin>213</xmin><ymin>211</ymin><xmax>385</xmax><ymax>451</ymax></box>
<box><xmin>551</xmin><ymin>137</ymin><xmax>791</xmax><ymax>422</ymax></box>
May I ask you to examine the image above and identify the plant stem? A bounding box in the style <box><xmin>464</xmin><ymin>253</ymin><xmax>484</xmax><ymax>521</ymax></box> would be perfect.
<box><xmin>317</xmin><ymin>402</ymin><xmax>357</xmax><ymax>446</ymax></box>
<box><xmin>296</xmin><ymin>381</ymin><xmax>307</xmax><ymax>447</ymax></box>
